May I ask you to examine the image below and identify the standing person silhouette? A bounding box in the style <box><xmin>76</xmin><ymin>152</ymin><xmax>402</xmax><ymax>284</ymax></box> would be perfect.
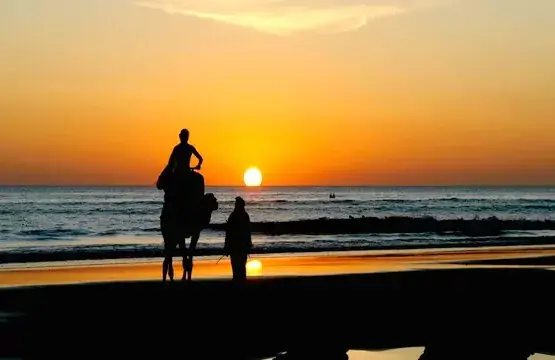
<box><xmin>224</xmin><ymin>196</ymin><xmax>253</xmax><ymax>282</ymax></box>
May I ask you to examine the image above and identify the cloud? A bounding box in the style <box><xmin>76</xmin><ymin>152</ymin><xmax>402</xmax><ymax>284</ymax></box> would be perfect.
<box><xmin>134</xmin><ymin>0</ymin><xmax>443</xmax><ymax>36</ymax></box>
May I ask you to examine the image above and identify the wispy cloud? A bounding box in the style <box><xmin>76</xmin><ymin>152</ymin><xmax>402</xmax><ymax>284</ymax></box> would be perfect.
<box><xmin>134</xmin><ymin>0</ymin><xmax>447</xmax><ymax>36</ymax></box>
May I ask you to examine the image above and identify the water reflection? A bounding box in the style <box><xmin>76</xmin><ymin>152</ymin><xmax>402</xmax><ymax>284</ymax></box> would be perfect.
<box><xmin>268</xmin><ymin>348</ymin><xmax>555</xmax><ymax>360</ymax></box>
<box><xmin>347</xmin><ymin>348</ymin><xmax>555</xmax><ymax>360</ymax></box>
<box><xmin>348</xmin><ymin>348</ymin><xmax>423</xmax><ymax>360</ymax></box>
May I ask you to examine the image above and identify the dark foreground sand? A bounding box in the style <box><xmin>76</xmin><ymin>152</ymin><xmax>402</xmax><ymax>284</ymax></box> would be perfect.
<box><xmin>1</xmin><ymin>249</ymin><xmax>555</xmax><ymax>359</ymax></box>
<box><xmin>459</xmin><ymin>255</ymin><xmax>555</xmax><ymax>266</ymax></box>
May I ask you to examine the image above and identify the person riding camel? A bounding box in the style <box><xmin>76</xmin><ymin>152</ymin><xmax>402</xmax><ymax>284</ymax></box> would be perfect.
<box><xmin>157</xmin><ymin>128</ymin><xmax>203</xmax><ymax>192</ymax></box>
<box><xmin>167</xmin><ymin>128</ymin><xmax>203</xmax><ymax>174</ymax></box>
<box><xmin>157</xmin><ymin>128</ymin><xmax>207</xmax><ymax>282</ymax></box>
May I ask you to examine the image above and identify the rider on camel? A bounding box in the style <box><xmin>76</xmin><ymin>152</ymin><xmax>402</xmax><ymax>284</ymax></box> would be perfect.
<box><xmin>158</xmin><ymin>128</ymin><xmax>206</xmax><ymax>282</ymax></box>
<box><xmin>167</xmin><ymin>128</ymin><xmax>203</xmax><ymax>174</ymax></box>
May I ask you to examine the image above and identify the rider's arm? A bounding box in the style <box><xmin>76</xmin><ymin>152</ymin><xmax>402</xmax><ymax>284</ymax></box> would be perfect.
<box><xmin>191</xmin><ymin>146</ymin><xmax>203</xmax><ymax>169</ymax></box>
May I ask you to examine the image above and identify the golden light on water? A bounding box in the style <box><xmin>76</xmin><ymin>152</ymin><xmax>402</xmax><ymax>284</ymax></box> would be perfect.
<box><xmin>246</xmin><ymin>259</ymin><xmax>262</xmax><ymax>275</ymax></box>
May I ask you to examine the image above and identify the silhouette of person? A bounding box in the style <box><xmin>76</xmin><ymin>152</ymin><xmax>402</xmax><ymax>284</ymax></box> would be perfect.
<box><xmin>224</xmin><ymin>196</ymin><xmax>253</xmax><ymax>282</ymax></box>
<box><xmin>166</xmin><ymin>128</ymin><xmax>203</xmax><ymax>175</ymax></box>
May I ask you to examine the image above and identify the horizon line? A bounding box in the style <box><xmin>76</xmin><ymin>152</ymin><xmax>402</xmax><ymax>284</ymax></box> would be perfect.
<box><xmin>0</xmin><ymin>184</ymin><xmax>554</xmax><ymax>188</ymax></box>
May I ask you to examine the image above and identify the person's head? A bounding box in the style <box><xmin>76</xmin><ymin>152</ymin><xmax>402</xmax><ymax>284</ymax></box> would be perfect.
<box><xmin>179</xmin><ymin>129</ymin><xmax>189</xmax><ymax>143</ymax></box>
<box><xmin>235</xmin><ymin>196</ymin><xmax>246</xmax><ymax>210</ymax></box>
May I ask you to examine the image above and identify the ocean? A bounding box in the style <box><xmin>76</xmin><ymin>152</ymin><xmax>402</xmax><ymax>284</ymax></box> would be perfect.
<box><xmin>1</xmin><ymin>186</ymin><xmax>555</xmax><ymax>264</ymax></box>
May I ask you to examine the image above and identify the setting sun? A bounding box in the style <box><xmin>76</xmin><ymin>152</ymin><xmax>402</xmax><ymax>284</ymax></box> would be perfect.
<box><xmin>244</xmin><ymin>167</ymin><xmax>262</xmax><ymax>187</ymax></box>
<box><xmin>246</xmin><ymin>259</ymin><xmax>262</xmax><ymax>275</ymax></box>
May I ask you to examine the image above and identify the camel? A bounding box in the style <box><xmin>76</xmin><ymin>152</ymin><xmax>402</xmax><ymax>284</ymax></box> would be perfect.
<box><xmin>158</xmin><ymin>169</ymin><xmax>218</xmax><ymax>281</ymax></box>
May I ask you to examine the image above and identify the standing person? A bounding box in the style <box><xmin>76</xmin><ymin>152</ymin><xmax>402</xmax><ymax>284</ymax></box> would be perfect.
<box><xmin>224</xmin><ymin>196</ymin><xmax>253</xmax><ymax>281</ymax></box>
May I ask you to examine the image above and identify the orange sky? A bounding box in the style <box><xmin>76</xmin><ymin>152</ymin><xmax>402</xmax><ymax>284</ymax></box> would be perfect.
<box><xmin>1</xmin><ymin>0</ymin><xmax>554</xmax><ymax>186</ymax></box>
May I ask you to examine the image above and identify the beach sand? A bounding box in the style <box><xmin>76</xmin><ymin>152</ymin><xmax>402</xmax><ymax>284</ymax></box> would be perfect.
<box><xmin>1</xmin><ymin>245</ymin><xmax>555</xmax><ymax>359</ymax></box>
<box><xmin>1</xmin><ymin>244</ymin><xmax>555</xmax><ymax>287</ymax></box>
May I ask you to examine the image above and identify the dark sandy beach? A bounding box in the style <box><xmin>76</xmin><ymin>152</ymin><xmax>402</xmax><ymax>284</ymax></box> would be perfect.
<box><xmin>2</xmin><ymin>244</ymin><xmax>555</xmax><ymax>286</ymax></box>
<box><xmin>459</xmin><ymin>255</ymin><xmax>555</xmax><ymax>266</ymax></box>
<box><xmin>1</xmin><ymin>248</ymin><xmax>554</xmax><ymax>359</ymax></box>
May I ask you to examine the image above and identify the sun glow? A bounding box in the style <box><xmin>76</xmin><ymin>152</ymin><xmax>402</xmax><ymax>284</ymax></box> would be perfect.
<box><xmin>243</xmin><ymin>167</ymin><xmax>262</xmax><ymax>187</ymax></box>
<box><xmin>246</xmin><ymin>259</ymin><xmax>262</xmax><ymax>275</ymax></box>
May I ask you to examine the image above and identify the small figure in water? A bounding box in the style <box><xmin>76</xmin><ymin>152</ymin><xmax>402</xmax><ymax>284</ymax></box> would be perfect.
<box><xmin>224</xmin><ymin>196</ymin><xmax>253</xmax><ymax>282</ymax></box>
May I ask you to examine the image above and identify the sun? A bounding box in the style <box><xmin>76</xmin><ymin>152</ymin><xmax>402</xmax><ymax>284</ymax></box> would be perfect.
<box><xmin>244</xmin><ymin>167</ymin><xmax>262</xmax><ymax>187</ymax></box>
<box><xmin>246</xmin><ymin>259</ymin><xmax>262</xmax><ymax>275</ymax></box>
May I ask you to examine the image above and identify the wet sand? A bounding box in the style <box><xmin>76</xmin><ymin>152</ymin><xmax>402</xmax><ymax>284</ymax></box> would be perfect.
<box><xmin>458</xmin><ymin>254</ymin><xmax>555</xmax><ymax>266</ymax></box>
<box><xmin>2</xmin><ymin>244</ymin><xmax>555</xmax><ymax>287</ymax></box>
<box><xmin>2</xmin><ymin>246</ymin><xmax>555</xmax><ymax>359</ymax></box>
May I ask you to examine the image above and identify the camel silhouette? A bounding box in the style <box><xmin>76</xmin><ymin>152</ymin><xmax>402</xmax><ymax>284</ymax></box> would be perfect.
<box><xmin>158</xmin><ymin>169</ymin><xmax>218</xmax><ymax>281</ymax></box>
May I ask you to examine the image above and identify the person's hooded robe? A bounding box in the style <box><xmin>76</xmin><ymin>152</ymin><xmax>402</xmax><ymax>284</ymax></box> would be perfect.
<box><xmin>224</xmin><ymin>198</ymin><xmax>252</xmax><ymax>255</ymax></box>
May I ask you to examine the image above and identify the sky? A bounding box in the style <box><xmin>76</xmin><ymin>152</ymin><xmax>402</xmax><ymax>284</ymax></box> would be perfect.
<box><xmin>1</xmin><ymin>0</ymin><xmax>554</xmax><ymax>186</ymax></box>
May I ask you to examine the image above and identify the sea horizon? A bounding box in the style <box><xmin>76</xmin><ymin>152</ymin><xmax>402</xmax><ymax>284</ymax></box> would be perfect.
<box><xmin>1</xmin><ymin>184</ymin><xmax>555</xmax><ymax>188</ymax></box>
<box><xmin>2</xmin><ymin>185</ymin><xmax>555</xmax><ymax>264</ymax></box>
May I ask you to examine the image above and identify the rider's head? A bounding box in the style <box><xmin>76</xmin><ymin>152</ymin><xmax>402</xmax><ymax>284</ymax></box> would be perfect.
<box><xmin>179</xmin><ymin>129</ymin><xmax>189</xmax><ymax>143</ymax></box>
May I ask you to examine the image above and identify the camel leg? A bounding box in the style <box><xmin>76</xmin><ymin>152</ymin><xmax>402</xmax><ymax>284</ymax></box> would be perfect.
<box><xmin>162</xmin><ymin>258</ymin><xmax>168</xmax><ymax>282</ymax></box>
<box><xmin>186</xmin><ymin>232</ymin><xmax>200</xmax><ymax>281</ymax></box>
<box><xmin>181</xmin><ymin>242</ymin><xmax>189</xmax><ymax>280</ymax></box>
<box><xmin>161</xmin><ymin>225</ymin><xmax>175</xmax><ymax>283</ymax></box>
<box><xmin>185</xmin><ymin>257</ymin><xmax>192</xmax><ymax>281</ymax></box>
<box><xmin>163</xmin><ymin>245</ymin><xmax>174</xmax><ymax>282</ymax></box>
<box><xmin>177</xmin><ymin>229</ymin><xmax>189</xmax><ymax>281</ymax></box>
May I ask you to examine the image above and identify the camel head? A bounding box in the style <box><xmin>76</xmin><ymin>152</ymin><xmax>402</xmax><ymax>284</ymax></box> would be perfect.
<box><xmin>203</xmin><ymin>193</ymin><xmax>219</xmax><ymax>213</ymax></box>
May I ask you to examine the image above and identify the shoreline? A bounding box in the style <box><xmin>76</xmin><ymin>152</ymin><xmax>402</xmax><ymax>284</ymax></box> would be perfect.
<box><xmin>3</xmin><ymin>242</ymin><xmax>555</xmax><ymax>267</ymax></box>
<box><xmin>2</xmin><ymin>244</ymin><xmax>555</xmax><ymax>288</ymax></box>
<box><xmin>3</xmin><ymin>234</ymin><xmax>555</xmax><ymax>264</ymax></box>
